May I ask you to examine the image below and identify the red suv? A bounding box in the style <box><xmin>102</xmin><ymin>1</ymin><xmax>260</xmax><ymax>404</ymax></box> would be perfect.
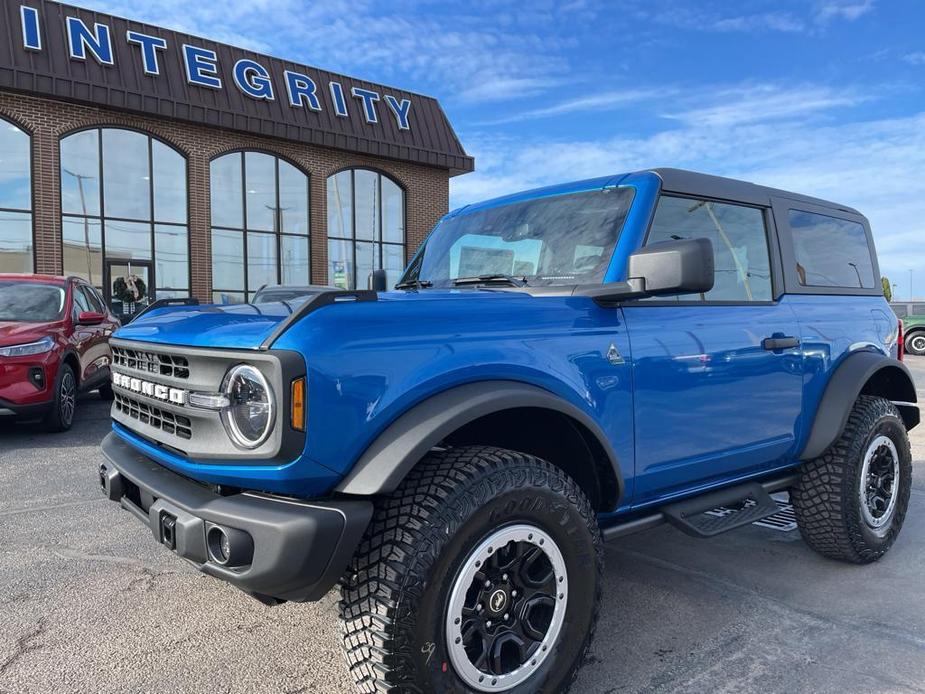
<box><xmin>0</xmin><ymin>274</ymin><xmax>120</xmax><ymax>431</ymax></box>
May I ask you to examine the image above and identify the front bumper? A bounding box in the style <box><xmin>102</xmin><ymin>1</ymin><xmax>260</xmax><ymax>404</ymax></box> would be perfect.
<box><xmin>99</xmin><ymin>432</ymin><xmax>372</xmax><ymax>603</ymax></box>
<box><xmin>0</xmin><ymin>397</ymin><xmax>52</xmax><ymax>418</ymax></box>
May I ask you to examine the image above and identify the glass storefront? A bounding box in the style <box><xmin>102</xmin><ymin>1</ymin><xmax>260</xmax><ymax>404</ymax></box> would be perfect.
<box><xmin>210</xmin><ymin>151</ymin><xmax>310</xmax><ymax>304</ymax></box>
<box><xmin>327</xmin><ymin>168</ymin><xmax>405</xmax><ymax>290</ymax></box>
<box><xmin>0</xmin><ymin>117</ymin><xmax>33</xmax><ymax>273</ymax></box>
<box><xmin>60</xmin><ymin>128</ymin><xmax>188</xmax><ymax>318</ymax></box>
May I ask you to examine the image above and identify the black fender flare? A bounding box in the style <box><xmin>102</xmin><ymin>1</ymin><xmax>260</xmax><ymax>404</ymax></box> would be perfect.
<box><xmin>335</xmin><ymin>380</ymin><xmax>624</xmax><ymax>502</ymax></box>
<box><xmin>800</xmin><ymin>352</ymin><xmax>918</xmax><ymax>460</ymax></box>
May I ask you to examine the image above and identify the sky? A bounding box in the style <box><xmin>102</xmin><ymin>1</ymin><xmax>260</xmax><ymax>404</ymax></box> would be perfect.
<box><xmin>71</xmin><ymin>0</ymin><xmax>925</xmax><ymax>298</ymax></box>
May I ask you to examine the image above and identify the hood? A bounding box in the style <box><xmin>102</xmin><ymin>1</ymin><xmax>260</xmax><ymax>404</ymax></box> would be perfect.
<box><xmin>113</xmin><ymin>290</ymin><xmax>535</xmax><ymax>350</ymax></box>
<box><xmin>114</xmin><ymin>302</ymin><xmax>295</xmax><ymax>349</ymax></box>
<box><xmin>0</xmin><ymin>321</ymin><xmax>62</xmax><ymax>348</ymax></box>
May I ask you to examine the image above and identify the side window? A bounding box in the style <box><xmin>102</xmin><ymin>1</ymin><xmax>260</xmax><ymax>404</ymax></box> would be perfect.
<box><xmin>80</xmin><ymin>285</ymin><xmax>104</xmax><ymax>313</ymax></box>
<box><xmin>789</xmin><ymin>211</ymin><xmax>874</xmax><ymax>289</ymax></box>
<box><xmin>90</xmin><ymin>286</ymin><xmax>108</xmax><ymax>312</ymax></box>
<box><xmin>912</xmin><ymin>303</ymin><xmax>925</xmax><ymax>316</ymax></box>
<box><xmin>72</xmin><ymin>284</ymin><xmax>91</xmax><ymax>318</ymax></box>
<box><xmin>646</xmin><ymin>196</ymin><xmax>772</xmax><ymax>302</ymax></box>
<box><xmin>892</xmin><ymin>304</ymin><xmax>909</xmax><ymax>318</ymax></box>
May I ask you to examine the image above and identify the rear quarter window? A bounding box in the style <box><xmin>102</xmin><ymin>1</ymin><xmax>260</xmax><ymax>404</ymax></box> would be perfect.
<box><xmin>789</xmin><ymin>210</ymin><xmax>875</xmax><ymax>289</ymax></box>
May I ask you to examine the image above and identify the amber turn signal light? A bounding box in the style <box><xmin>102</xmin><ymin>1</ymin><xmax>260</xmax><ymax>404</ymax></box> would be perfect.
<box><xmin>291</xmin><ymin>377</ymin><xmax>306</xmax><ymax>431</ymax></box>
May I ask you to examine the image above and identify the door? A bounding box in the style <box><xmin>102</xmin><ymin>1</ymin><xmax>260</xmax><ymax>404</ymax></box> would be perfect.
<box><xmin>71</xmin><ymin>283</ymin><xmax>116</xmax><ymax>387</ymax></box>
<box><xmin>105</xmin><ymin>260</ymin><xmax>153</xmax><ymax>322</ymax></box>
<box><xmin>623</xmin><ymin>194</ymin><xmax>805</xmax><ymax>506</ymax></box>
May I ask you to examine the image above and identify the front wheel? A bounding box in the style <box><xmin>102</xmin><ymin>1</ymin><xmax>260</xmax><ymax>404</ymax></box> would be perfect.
<box><xmin>42</xmin><ymin>363</ymin><xmax>77</xmax><ymax>432</ymax></box>
<box><xmin>340</xmin><ymin>446</ymin><xmax>603</xmax><ymax>693</ymax></box>
<box><xmin>791</xmin><ymin>395</ymin><xmax>911</xmax><ymax>563</ymax></box>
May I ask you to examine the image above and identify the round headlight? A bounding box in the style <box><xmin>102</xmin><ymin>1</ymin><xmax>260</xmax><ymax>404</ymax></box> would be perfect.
<box><xmin>220</xmin><ymin>364</ymin><xmax>275</xmax><ymax>449</ymax></box>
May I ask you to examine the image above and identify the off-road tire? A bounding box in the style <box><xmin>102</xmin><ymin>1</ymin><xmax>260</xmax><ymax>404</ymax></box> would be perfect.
<box><xmin>791</xmin><ymin>395</ymin><xmax>911</xmax><ymax>563</ymax></box>
<box><xmin>339</xmin><ymin>446</ymin><xmax>603</xmax><ymax>693</ymax></box>
<box><xmin>42</xmin><ymin>363</ymin><xmax>77</xmax><ymax>432</ymax></box>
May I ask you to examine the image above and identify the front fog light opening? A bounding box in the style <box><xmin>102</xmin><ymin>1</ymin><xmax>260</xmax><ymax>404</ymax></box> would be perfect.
<box><xmin>220</xmin><ymin>364</ymin><xmax>275</xmax><ymax>449</ymax></box>
<box><xmin>206</xmin><ymin>525</ymin><xmax>254</xmax><ymax>568</ymax></box>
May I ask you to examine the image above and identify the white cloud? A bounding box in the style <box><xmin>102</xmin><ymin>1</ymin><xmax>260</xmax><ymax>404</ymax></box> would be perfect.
<box><xmin>458</xmin><ymin>78</ymin><xmax>564</xmax><ymax>104</ymax></box>
<box><xmin>664</xmin><ymin>84</ymin><xmax>868</xmax><ymax>127</ymax></box>
<box><xmin>815</xmin><ymin>0</ymin><xmax>876</xmax><ymax>23</ymax></box>
<box><xmin>654</xmin><ymin>8</ymin><xmax>806</xmax><ymax>33</ymax></box>
<box><xmin>649</xmin><ymin>1</ymin><xmax>877</xmax><ymax>34</ymax></box>
<box><xmin>904</xmin><ymin>52</ymin><xmax>925</xmax><ymax>66</ymax></box>
<box><xmin>478</xmin><ymin>88</ymin><xmax>673</xmax><ymax>125</ymax></box>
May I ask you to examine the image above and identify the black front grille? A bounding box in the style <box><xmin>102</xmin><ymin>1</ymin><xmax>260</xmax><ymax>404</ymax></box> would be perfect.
<box><xmin>112</xmin><ymin>345</ymin><xmax>189</xmax><ymax>379</ymax></box>
<box><xmin>115</xmin><ymin>393</ymin><xmax>192</xmax><ymax>440</ymax></box>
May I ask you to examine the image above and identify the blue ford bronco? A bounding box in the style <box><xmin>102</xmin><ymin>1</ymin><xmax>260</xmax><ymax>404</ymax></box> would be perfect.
<box><xmin>99</xmin><ymin>168</ymin><xmax>918</xmax><ymax>693</ymax></box>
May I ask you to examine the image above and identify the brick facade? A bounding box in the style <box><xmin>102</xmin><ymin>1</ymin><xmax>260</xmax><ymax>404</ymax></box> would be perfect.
<box><xmin>0</xmin><ymin>91</ymin><xmax>451</xmax><ymax>302</ymax></box>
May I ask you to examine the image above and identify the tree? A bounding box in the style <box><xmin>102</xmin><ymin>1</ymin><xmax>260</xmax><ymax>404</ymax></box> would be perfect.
<box><xmin>882</xmin><ymin>276</ymin><xmax>892</xmax><ymax>301</ymax></box>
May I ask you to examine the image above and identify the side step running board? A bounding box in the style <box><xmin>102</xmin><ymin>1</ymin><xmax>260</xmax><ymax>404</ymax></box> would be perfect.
<box><xmin>601</xmin><ymin>474</ymin><xmax>797</xmax><ymax>542</ymax></box>
<box><xmin>661</xmin><ymin>482</ymin><xmax>779</xmax><ymax>538</ymax></box>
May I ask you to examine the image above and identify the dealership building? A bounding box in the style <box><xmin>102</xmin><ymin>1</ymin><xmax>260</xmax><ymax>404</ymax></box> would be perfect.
<box><xmin>0</xmin><ymin>1</ymin><xmax>472</xmax><ymax>313</ymax></box>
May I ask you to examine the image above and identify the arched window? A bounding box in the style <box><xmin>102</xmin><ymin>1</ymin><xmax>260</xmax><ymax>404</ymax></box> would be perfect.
<box><xmin>0</xmin><ymin>118</ymin><xmax>33</xmax><ymax>273</ymax></box>
<box><xmin>326</xmin><ymin>169</ymin><xmax>405</xmax><ymax>289</ymax></box>
<box><xmin>210</xmin><ymin>151</ymin><xmax>310</xmax><ymax>304</ymax></box>
<box><xmin>60</xmin><ymin>128</ymin><xmax>188</xmax><ymax>317</ymax></box>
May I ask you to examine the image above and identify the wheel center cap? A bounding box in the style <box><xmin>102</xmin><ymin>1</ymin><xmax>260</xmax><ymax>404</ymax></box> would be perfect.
<box><xmin>489</xmin><ymin>588</ymin><xmax>507</xmax><ymax>613</ymax></box>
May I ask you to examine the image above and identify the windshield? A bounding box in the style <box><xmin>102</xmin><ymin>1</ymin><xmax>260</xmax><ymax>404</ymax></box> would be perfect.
<box><xmin>401</xmin><ymin>187</ymin><xmax>635</xmax><ymax>288</ymax></box>
<box><xmin>0</xmin><ymin>281</ymin><xmax>66</xmax><ymax>322</ymax></box>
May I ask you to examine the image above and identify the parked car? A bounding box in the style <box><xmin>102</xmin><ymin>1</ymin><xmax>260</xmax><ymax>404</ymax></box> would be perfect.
<box><xmin>98</xmin><ymin>169</ymin><xmax>916</xmax><ymax>693</ymax></box>
<box><xmin>890</xmin><ymin>302</ymin><xmax>925</xmax><ymax>355</ymax></box>
<box><xmin>251</xmin><ymin>284</ymin><xmax>338</xmax><ymax>304</ymax></box>
<box><xmin>0</xmin><ymin>274</ymin><xmax>119</xmax><ymax>431</ymax></box>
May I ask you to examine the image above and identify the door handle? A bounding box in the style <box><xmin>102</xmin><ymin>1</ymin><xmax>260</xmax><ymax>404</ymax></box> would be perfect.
<box><xmin>762</xmin><ymin>336</ymin><xmax>800</xmax><ymax>350</ymax></box>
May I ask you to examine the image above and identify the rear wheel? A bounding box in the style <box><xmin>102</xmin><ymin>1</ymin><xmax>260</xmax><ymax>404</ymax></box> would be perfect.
<box><xmin>339</xmin><ymin>446</ymin><xmax>603</xmax><ymax>693</ymax></box>
<box><xmin>906</xmin><ymin>331</ymin><xmax>925</xmax><ymax>356</ymax></box>
<box><xmin>42</xmin><ymin>363</ymin><xmax>77</xmax><ymax>432</ymax></box>
<box><xmin>791</xmin><ymin>395</ymin><xmax>911</xmax><ymax>563</ymax></box>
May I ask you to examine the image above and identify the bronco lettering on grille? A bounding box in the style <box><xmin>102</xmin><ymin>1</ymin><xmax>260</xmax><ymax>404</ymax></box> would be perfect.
<box><xmin>112</xmin><ymin>372</ymin><xmax>187</xmax><ymax>405</ymax></box>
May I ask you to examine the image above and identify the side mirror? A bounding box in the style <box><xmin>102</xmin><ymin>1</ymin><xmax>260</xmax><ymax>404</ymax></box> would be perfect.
<box><xmin>627</xmin><ymin>237</ymin><xmax>714</xmax><ymax>296</ymax></box>
<box><xmin>77</xmin><ymin>310</ymin><xmax>105</xmax><ymax>325</ymax></box>
<box><xmin>368</xmin><ymin>269</ymin><xmax>388</xmax><ymax>292</ymax></box>
<box><xmin>579</xmin><ymin>238</ymin><xmax>714</xmax><ymax>304</ymax></box>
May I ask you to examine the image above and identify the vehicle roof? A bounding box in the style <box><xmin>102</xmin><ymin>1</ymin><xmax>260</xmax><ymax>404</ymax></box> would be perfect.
<box><xmin>0</xmin><ymin>273</ymin><xmax>67</xmax><ymax>284</ymax></box>
<box><xmin>450</xmin><ymin>168</ymin><xmax>861</xmax><ymax>217</ymax></box>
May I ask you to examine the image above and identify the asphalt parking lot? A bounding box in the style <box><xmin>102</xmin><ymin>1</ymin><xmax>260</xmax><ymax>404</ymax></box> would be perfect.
<box><xmin>2</xmin><ymin>362</ymin><xmax>925</xmax><ymax>694</ymax></box>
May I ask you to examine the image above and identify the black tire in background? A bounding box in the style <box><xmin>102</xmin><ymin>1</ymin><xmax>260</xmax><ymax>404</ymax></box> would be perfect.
<box><xmin>905</xmin><ymin>331</ymin><xmax>925</xmax><ymax>356</ymax></box>
<box><xmin>99</xmin><ymin>382</ymin><xmax>114</xmax><ymax>401</ymax></box>
<box><xmin>340</xmin><ymin>446</ymin><xmax>603</xmax><ymax>694</ymax></box>
<box><xmin>42</xmin><ymin>363</ymin><xmax>77</xmax><ymax>432</ymax></box>
<box><xmin>791</xmin><ymin>395</ymin><xmax>911</xmax><ymax>563</ymax></box>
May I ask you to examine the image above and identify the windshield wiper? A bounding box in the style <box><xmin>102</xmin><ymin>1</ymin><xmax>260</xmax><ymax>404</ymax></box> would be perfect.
<box><xmin>453</xmin><ymin>274</ymin><xmax>528</xmax><ymax>287</ymax></box>
<box><xmin>395</xmin><ymin>278</ymin><xmax>434</xmax><ymax>290</ymax></box>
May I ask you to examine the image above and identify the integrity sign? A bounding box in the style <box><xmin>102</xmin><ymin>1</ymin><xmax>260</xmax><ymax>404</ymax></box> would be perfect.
<box><xmin>17</xmin><ymin>4</ymin><xmax>413</xmax><ymax>130</ymax></box>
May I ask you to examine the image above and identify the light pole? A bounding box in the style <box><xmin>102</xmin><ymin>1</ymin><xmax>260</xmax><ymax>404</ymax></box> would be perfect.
<box><xmin>62</xmin><ymin>168</ymin><xmax>95</xmax><ymax>284</ymax></box>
